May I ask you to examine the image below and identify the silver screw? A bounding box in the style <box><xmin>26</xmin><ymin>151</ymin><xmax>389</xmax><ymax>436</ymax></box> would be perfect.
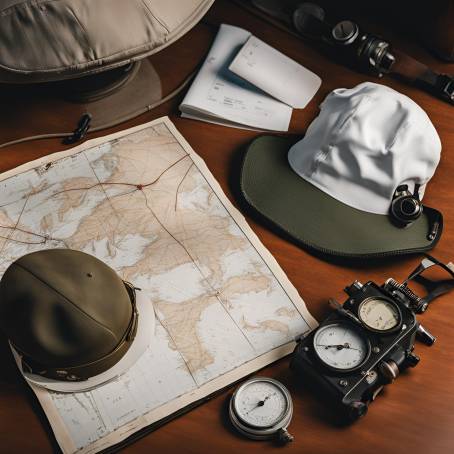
<box><xmin>339</xmin><ymin>379</ymin><xmax>348</xmax><ymax>387</ymax></box>
<box><xmin>353</xmin><ymin>281</ymin><xmax>363</xmax><ymax>290</ymax></box>
<box><xmin>372</xmin><ymin>346</ymin><xmax>380</xmax><ymax>354</ymax></box>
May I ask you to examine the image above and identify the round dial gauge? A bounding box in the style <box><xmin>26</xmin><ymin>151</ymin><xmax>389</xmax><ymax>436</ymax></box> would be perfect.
<box><xmin>229</xmin><ymin>377</ymin><xmax>293</xmax><ymax>442</ymax></box>
<box><xmin>358</xmin><ymin>297</ymin><xmax>401</xmax><ymax>332</ymax></box>
<box><xmin>313</xmin><ymin>323</ymin><xmax>370</xmax><ymax>371</ymax></box>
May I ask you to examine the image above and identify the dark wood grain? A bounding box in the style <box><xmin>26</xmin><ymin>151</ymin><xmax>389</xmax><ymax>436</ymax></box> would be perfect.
<box><xmin>0</xmin><ymin>1</ymin><xmax>453</xmax><ymax>453</ymax></box>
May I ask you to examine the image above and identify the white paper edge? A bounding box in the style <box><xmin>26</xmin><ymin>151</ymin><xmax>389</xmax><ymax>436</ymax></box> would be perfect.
<box><xmin>228</xmin><ymin>35</ymin><xmax>322</xmax><ymax>109</ymax></box>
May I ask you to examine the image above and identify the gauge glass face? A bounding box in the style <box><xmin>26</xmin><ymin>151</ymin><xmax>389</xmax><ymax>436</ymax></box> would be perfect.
<box><xmin>313</xmin><ymin>323</ymin><xmax>369</xmax><ymax>370</ymax></box>
<box><xmin>234</xmin><ymin>380</ymin><xmax>289</xmax><ymax>428</ymax></box>
<box><xmin>358</xmin><ymin>298</ymin><xmax>400</xmax><ymax>331</ymax></box>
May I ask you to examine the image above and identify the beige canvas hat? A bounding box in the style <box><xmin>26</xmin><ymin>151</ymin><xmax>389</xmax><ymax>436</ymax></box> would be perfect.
<box><xmin>0</xmin><ymin>0</ymin><xmax>214</xmax><ymax>83</ymax></box>
<box><xmin>0</xmin><ymin>0</ymin><xmax>214</xmax><ymax>147</ymax></box>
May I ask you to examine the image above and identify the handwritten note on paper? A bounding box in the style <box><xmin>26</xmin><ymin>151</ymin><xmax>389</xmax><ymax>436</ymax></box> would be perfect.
<box><xmin>179</xmin><ymin>24</ymin><xmax>293</xmax><ymax>131</ymax></box>
<box><xmin>229</xmin><ymin>35</ymin><xmax>321</xmax><ymax>108</ymax></box>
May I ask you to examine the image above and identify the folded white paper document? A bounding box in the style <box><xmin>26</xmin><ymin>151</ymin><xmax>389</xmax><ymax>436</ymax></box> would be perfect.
<box><xmin>229</xmin><ymin>35</ymin><xmax>321</xmax><ymax>108</ymax></box>
<box><xmin>179</xmin><ymin>24</ymin><xmax>293</xmax><ymax>131</ymax></box>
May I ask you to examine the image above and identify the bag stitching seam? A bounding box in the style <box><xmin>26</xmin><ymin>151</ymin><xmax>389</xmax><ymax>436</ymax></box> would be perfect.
<box><xmin>141</xmin><ymin>0</ymin><xmax>170</xmax><ymax>33</ymax></box>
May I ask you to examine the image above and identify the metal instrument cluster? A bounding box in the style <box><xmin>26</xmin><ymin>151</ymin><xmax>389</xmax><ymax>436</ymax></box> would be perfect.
<box><xmin>291</xmin><ymin>267</ymin><xmax>445</xmax><ymax>421</ymax></box>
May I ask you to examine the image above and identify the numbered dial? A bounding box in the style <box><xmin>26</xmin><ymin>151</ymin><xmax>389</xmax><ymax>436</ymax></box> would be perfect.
<box><xmin>229</xmin><ymin>377</ymin><xmax>293</xmax><ymax>442</ymax></box>
<box><xmin>358</xmin><ymin>297</ymin><xmax>401</xmax><ymax>332</ymax></box>
<box><xmin>313</xmin><ymin>323</ymin><xmax>370</xmax><ymax>371</ymax></box>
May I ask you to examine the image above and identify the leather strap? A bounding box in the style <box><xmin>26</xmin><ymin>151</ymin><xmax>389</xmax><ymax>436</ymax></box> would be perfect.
<box><xmin>392</xmin><ymin>50</ymin><xmax>454</xmax><ymax>104</ymax></box>
<box><xmin>241</xmin><ymin>0</ymin><xmax>454</xmax><ymax>105</ymax></box>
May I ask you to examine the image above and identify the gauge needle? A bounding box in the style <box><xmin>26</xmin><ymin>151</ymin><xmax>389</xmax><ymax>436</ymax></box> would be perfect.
<box><xmin>317</xmin><ymin>343</ymin><xmax>359</xmax><ymax>351</ymax></box>
<box><xmin>245</xmin><ymin>392</ymin><xmax>276</xmax><ymax>414</ymax></box>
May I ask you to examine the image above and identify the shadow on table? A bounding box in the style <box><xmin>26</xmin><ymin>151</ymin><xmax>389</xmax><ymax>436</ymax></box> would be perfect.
<box><xmin>0</xmin><ymin>333</ymin><xmax>61</xmax><ymax>453</ymax></box>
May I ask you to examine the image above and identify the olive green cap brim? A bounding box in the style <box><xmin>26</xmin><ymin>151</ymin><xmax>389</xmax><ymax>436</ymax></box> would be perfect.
<box><xmin>240</xmin><ymin>136</ymin><xmax>442</xmax><ymax>258</ymax></box>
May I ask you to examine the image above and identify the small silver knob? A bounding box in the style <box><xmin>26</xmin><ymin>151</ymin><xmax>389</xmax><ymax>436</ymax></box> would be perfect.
<box><xmin>379</xmin><ymin>360</ymin><xmax>399</xmax><ymax>383</ymax></box>
<box><xmin>353</xmin><ymin>280</ymin><xmax>363</xmax><ymax>290</ymax></box>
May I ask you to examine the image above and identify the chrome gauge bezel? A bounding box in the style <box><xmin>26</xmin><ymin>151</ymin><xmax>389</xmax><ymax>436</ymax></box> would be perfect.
<box><xmin>312</xmin><ymin>322</ymin><xmax>371</xmax><ymax>373</ymax></box>
<box><xmin>229</xmin><ymin>377</ymin><xmax>293</xmax><ymax>439</ymax></box>
<box><xmin>357</xmin><ymin>296</ymin><xmax>403</xmax><ymax>334</ymax></box>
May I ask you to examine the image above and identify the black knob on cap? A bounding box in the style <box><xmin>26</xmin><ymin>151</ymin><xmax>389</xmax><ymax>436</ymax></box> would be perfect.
<box><xmin>348</xmin><ymin>401</ymin><xmax>368</xmax><ymax>421</ymax></box>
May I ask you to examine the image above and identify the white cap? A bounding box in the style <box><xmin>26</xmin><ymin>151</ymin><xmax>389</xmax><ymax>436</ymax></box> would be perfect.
<box><xmin>288</xmin><ymin>82</ymin><xmax>441</xmax><ymax>215</ymax></box>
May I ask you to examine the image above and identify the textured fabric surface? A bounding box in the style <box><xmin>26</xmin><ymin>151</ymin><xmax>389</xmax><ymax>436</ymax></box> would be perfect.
<box><xmin>0</xmin><ymin>0</ymin><xmax>214</xmax><ymax>82</ymax></box>
<box><xmin>288</xmin><ymin>82</ymin><xmax>441</xmax><ymax>215</ymax></box>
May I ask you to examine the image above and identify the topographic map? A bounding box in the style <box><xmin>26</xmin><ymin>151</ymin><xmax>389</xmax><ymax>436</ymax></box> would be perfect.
<box><xmin>0</xmin><ymin>117</ymin><xmax>316</xmax><ymax>453</ymax></box>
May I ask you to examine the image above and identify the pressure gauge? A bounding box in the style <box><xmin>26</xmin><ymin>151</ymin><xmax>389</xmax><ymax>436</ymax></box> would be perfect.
<box><xmin>313</xmin><ymin>322</ymin><xmax>370</xmax><ymax>371</ymax></box>
<box><xmin>358</xmin><ymin>297</ymin><xmax>402</xmax><ymax>332</ymax></box>
<box><xmin>229</xmin><ymin>377</ymin><xmax>294</xmax><ymax>443</ymax></box>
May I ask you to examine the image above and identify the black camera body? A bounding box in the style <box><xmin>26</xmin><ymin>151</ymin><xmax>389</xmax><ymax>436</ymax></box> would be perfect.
<box><xmin>291</xmin><ymin>280</ymin><xmax>434</xmax><ymax>421</ymax></box>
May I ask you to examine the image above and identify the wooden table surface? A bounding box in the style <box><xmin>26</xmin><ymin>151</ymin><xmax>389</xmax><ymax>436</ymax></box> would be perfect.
<box><xmin>0</xmin><ymin>1</ymin><xmax>453</xmax><ymax>453</ymax></box>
